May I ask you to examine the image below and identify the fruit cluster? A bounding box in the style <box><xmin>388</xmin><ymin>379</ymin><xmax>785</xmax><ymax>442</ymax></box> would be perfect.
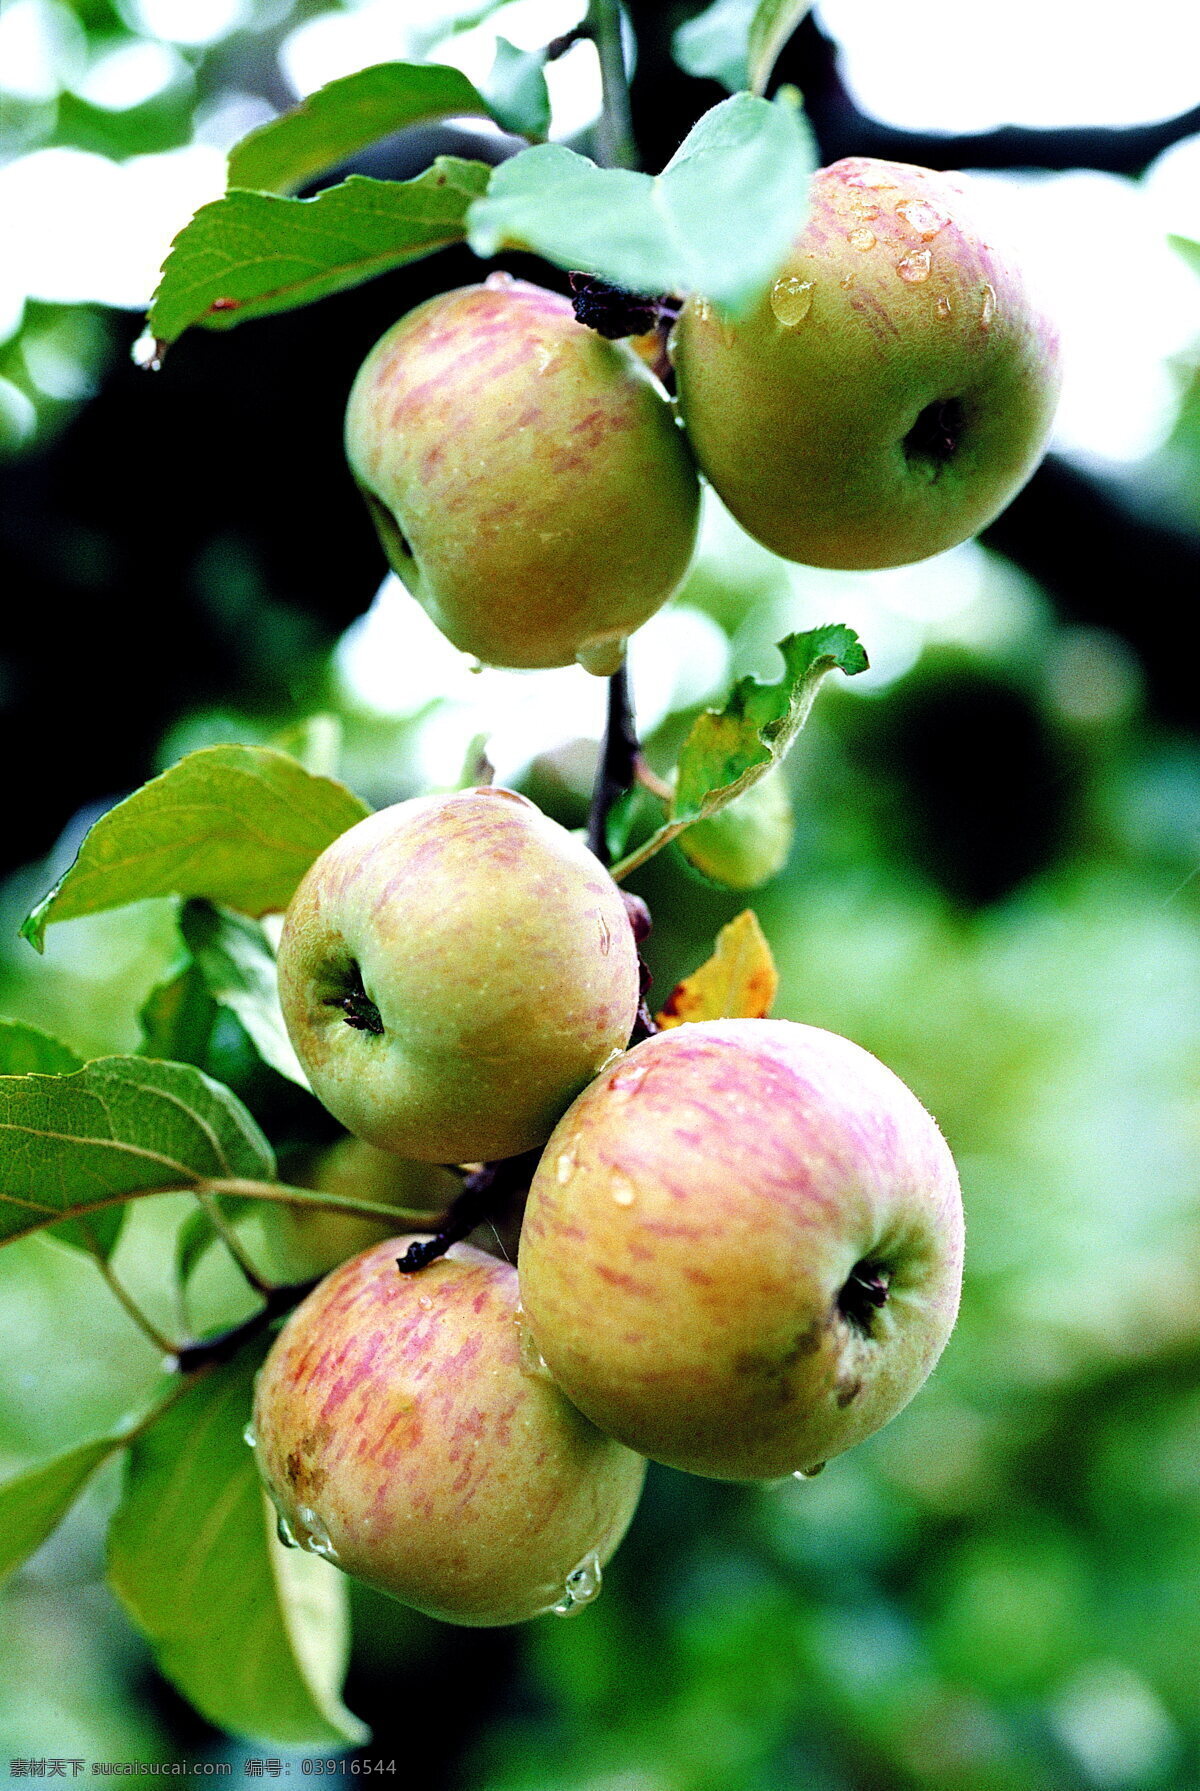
<box><xmin>250</xmin><ymin>152</ymin><xmax>1058</xmax><ymax>1626</ymax></box>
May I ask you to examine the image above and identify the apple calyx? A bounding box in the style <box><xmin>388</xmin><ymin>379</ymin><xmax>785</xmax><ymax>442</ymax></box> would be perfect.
<box><xmin>837</xmin><ymin>1261</ymin><xmax>891</xmax><ymax>1333</ymax></box>
<box><xmin>323</xmin><ymin>960</ymin><xmax>383</xmax><ymax>1035</ymax></box>
<box><xmin>568</xmin><ymin>272</ymin><xmax>680</xmax><ymax>340</ymax></box>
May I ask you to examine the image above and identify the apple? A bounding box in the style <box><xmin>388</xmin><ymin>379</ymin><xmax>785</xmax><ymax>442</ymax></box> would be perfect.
<box><xmin>265</xmin><ymin>1136</ymin><xmax>461</xmax><ymax>1282</ymax></box>
<box><xmin>679</xmin><ymin>766</ymin><xmax>794</xmax><ymax>889</ymax></box>
<box><xmin>345</xmin><ymin>273</ymin><xmax>701</xmax><ymax>674</ymax></box>
<box><xmin>251</xmin><ymin>1236</ymin><xmax>647</xmax><ymax>1626</ymax></box>
<box><xmin>517</xmin><ymin>1018</ymin><xmax>964</xmax><ymax>1480</ymax></box>
<box><xmin>277</xmin><ymin>787</ymin><xmax>640</xmax><ymax>1163</ymax></box>
<box><xmin>671</xmin><ymin>156</ymin><xmax>1061</xmax><ymax>570</ymax></box>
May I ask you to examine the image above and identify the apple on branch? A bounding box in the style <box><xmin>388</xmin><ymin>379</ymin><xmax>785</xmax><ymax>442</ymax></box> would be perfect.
<box><xmin>671</xmin><ymin>156</ymin><xmax>1061</xmax><ymax>571</ymax></box>
<box><xmin>277</xmin><ymin>788</ymin><xmax>640</xmax><ymax>1164</ymax></box>
<box><xmin>517</xmin><ymin>1018</ymin><xmax>965</xmax><ymax>1481</ymax></box>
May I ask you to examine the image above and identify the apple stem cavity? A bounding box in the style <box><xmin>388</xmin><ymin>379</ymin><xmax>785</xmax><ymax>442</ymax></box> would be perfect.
<box><xmin>324</xmin><ymin>960</ymin><xmax>383</xmax><ymax>1035</ymax></box>
<box><xmin>395</xmin><ymin>1147</ymin><xmax>542</xmax><ymax>1274</ymax></box>
<box><xmin>903</xmin><ymin>398</ymin><xmax>964</xmax><ymax>474</ymax></box>
<box><xmin>836</xmin><ymin>1261</ymin><xmax>891</xmax><ymax>1335</ymax></box>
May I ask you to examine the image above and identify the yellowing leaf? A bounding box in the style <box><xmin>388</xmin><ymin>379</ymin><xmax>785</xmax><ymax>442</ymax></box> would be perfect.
<box><xmin>656</xmin><ymin>910</ymin><xmax>778</xmax><ymax>1029</ymax></box>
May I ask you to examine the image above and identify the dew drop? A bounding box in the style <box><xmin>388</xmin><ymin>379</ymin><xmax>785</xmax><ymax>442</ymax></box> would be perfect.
<box><xmin>518</xmin><ymin>1322</ymin><xmax>554</xmax><ymax>1382</ymax></box>
<box><xmin>695</xmin><ymin>297</ymin><xmax>713</xmax><ymax>323</ymax></box>
<box><xmin>242</xmin><ymin>1422</ymin><xmax>257</xmax><ymax>1450</ymax></box>
<box><xmin>556</xmin><ymin>1147</ymin><xmax>577</xmax><ymax>1185</ymax></box>
<box><xmin>552</xmin><ymin>1551</ymin><xmax>602</xmax><ymax>1616</ymax></box>
<box><xmin>848</xmin><ymin>228</ymin><xmax>876</xmax><ymax>252</ymax></box>
<box><xmin>980</xmin><ymin>282</ymin><xmax>997</xmax><ymax>328</ymax></box>
<box><xmin>417</xmin><ymin>1293</ymin><xmax>433</xmax><ymax>1310</ymax></box>
<box><xmin>796</xmin><ymin>1462</ymin><xmax>827</xmax><ymax>1480</ymax></box>
<box><xmin>839</xmin><ymin>275</ymin><xmax>856</xmax><ymax>291</ymax></box>
<box><xmin>936</xmin><ymin>295</ymin><xmax>953</xmax><ymax>321</ymax></box>
<box><xmin>895</xmin><ymin>198</ymin><xmax>949</xmax><ymax>240</ymax></box>
<box><xmin>610</xmin><ymin>1062</ymin><xmax>649</xmax><ymax>1097</ymax></box>
<box><xmin>485</xmin><ymin>270</ymin><xmax>516</xmax><ymax>290</ymax></box>
<box><xmin>276</xmin><ymin>1513</ymin><xmax>298</xmax><ymax>1549</ymax></box>
<box><xmin>847</xmin><ymin>171</ymin><xmax>897</xmax><ymax>191</ymax></box>
<box><xmin>296</xmin><ymin>1506</ymin><xmax>339</xmax><ymax>1562</ymax></box>
<box><xmin>467</xmin><ymin>657</ymin><xmax>484</xmax><ymax>674</ymax></box>
<box><xmin>770</xmin><ymin>276</ymin><xmax>814</xmax><ymax>328</ymax></box>
<box><xmin>848</xmin><ymin>200</ymin><xmax>879</xmax><ymax>222</ymax></box>
<box><xmin>610</xmin><ymin>1175</ymin><xmax>636</xmax><ymax>1208</ymax></box>
<box><xmin>131</xmin><ymin>333</ymin><xmax>166</xmax><ymax>372</ymax></box>
<box><xmin>896</xmin><ymin>249</ymin><xmax>932</xmax><ymax>284</ymax></box>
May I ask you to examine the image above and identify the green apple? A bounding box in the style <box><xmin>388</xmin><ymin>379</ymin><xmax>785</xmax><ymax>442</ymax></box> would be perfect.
<box><xmin>679</xmin><ymin>767</ymin><xmax>794</xmax><ymax>889</ymax></box>
<box><xmin>517</xmin><ymin>1018</ymin><xmax>964</xmax><ymax>1480</ymax></box>
<box><xmin>251</xmin><ymin>1236</ymin><xmax>646</xmax><ymax>1626</ymax></box>
<box><xmin>672</xmin><ymin>156</ymin><xmax>1061</xmax><ymax>570</ymax></box>
<box><xmin>265</xmin><ymin>1136</ymin><xmax>460</xmax><ymax>1282</ymax></box>
<box><xmin>277</xmin><ymin>787</ymin><xmax>640</xmax><ymax>1163</ymax></box>
<box><xmin>345</xmin><ymin>273</ymin><xmax>701</xmax><ymax>674</ymax></box>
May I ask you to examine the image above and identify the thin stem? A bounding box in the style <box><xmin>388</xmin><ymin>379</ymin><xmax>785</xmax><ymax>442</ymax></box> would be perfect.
<box><xmin>587</xmin><ymin>0</ymin><xmax>637</xmax><ymax>170</ymax></box>
<box><xmin>90</xmin><ymin>1246</ymin><xmax>180</xmax><ymax>1357</ymax></box>
<box><xmin>195</xmin><ymin>1188</ymin><xmax>270</xmax><ymax>1296</ymax></box>
<box><xmin>396</xmin><ymin>1151</ymin><xmax>540</xmax><ymax>1275</ymax></box>
<box><xmin>174</xmin><ymin>1277</ymin><xmax>321</xmax><ymax>1375</ymax></box>
<box><xmin>588</xmin><ymin>659</ymin><xmax>640</xmax><ymax>866</ymax></box>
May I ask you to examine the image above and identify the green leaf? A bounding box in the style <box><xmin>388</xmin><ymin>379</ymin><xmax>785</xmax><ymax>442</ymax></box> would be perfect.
<box><xmin>747</xmin><ymin>0</ymin><xmax>815</xmax><ymax>95</ymax></box>
<box><xmin>175</xmin><ymin>1203</ymin><xmax>221</xmax><ymax>1289</ymax></box>
<box><xmin>139</xmin><ymin>959</ymin><xmax>220</xmax><ymax>1067</ymax></box>
<box><xmin>0</xmin><ymin>1433</ymin><xmax>125</xmax><ymax>1584</ymax></box>
<box><xmin>0</xmin><ymin>1019</ymin><xmax>83</xmax><ymax>1076</ymax></box>
<box><xmin>483</xmin><ymin>38</ymin><xmax>552</xmax><ymax>141</ymax></box>
<box><xmin>149</xmin><ymin>160</ymin><xmax>492</xmax><ymax>345</ymax></box>
<box><xmin>180</xmin><ymin>901</ymin><xmax>307</xmax><ymax>1089</ymax></box>
<box><xmin>1170</xmin><ymin>233</ymin><xmax>1200</xmax><ymax>278</ymax></box>
<box><xmin>672</xmin><ymin>0</ymin><xmax>756</xmax><ymax>93</ymax></box>
<box><xmin>22</xmin><ymin>744</ymin><xmax>369</xmax><ymax>952</ymax></box>
<box><xmin>466</xmin><ymin>92</ymin><xmax>815</xmax><ymax>316</ymax></box>
<box><xmin>108</xmin><ymin>1350</ymin><xmax>367</xmax><ymax>1747</ymax></box>
<box><xmin>611</xmin><ymin>626</ymin><xmax>867</xmax><ymax>880</ymax></box>
<box><xmin>227</xmin><ymin>61</ymin><xmax>493</xmax><ymax>196</ymax></box>
<box><xmin>0</xmin><ymin>1056</ymin><xmax>274</xmax><ymax>1254</ymax></box>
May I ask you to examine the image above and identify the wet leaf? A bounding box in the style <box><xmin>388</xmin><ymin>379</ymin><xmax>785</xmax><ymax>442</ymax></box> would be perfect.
<box><xmin>149</xmin><ymin>160</ymin><xmax>491</xmax><ymax>344</ymax></box>
<box><xmin>228</xmin><ymin>62</ymin><xmax>492</xmax><ymax>195</ymax></box>
<box><xmin>612</xmin><ymin>626</ymin><xmax>866</xmax><ymax>880</ymax></box>
<box><xmin>657</xmin><ymin>910</ymin><xmax>778</xmax><ymax>1027</ymax></box>
<box><xmin>108</xmin><ymin>1350</ymin><xmax>367</xmax><ymax>1747</ymax></box>
<box><xmin>467</xmin><ymin>93</ymin><xmax>813</xmax><ymax>316</ymax></box>
<box><xmin>0</xmin><ymin>1433</ymin><xmax>127</xmax><ymax>1584</ymax></box>
<box><xmin>23</xmin><ymin>744</ymin><xmax>369</xmax><ymax>950</ymax></box>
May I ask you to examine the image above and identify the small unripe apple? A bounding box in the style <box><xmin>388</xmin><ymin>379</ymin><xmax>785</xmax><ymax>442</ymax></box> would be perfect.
<box><xmin>679</xmin><ymin>768</ymin><xmax>794</xmax><ymax>889</ymax></box>
<box><xmin>267</xmin><ymin>1137</ymin><xmax>460</xmax><ymax>1281</ymax></box>
<box><xmin>251</xmin><ymin>1237</ymin><xmax>647</xmax><ymax>1626</ymax></box>
<box><xmin>672</xmin><ymin>156</ymin><xmax>1061</xmax><ymax>570</ymax></box>
<box><xmin>278</xmin><ymin>787</ymin><xmax>640</xmax><ymax>1163</ymax></box>
<box><xmin>345</xmin><ymin>273</ymin><xmax>701</xmax><ymax>674</ymax></box>
<box><xmin>517</xmin><ymin>1018</ymin><xmax>964</xmax><ymax>1480</ymax></box>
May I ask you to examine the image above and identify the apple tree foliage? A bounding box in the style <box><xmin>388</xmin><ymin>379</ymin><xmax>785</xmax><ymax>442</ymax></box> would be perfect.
<box><xmin>0</xmin><ymin>0</ymin><xmax>877</xmax><ymax>1736</ymax></box>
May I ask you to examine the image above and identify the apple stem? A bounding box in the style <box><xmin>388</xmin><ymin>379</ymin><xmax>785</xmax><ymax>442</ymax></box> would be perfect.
<box><xmin>587</xmin><ymin>0</ymin><xmax>637</xmax><ymax>172</ymax></box>
<box><xmin>395</xmin><ymin>1150</ymin><xmax>542</xmax><ymax>1275</ymax></box>
<box><xmin>587</xmin><ymin>660</ymin><xmax>640</xmax><ymax>867</ymax></box>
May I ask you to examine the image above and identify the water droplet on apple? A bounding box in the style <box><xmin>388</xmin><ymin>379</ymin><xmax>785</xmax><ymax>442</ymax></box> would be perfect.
<box><xmin>485</xmin><ymin>271</ymin><xmax>516</xmax><ymax>290</ymax></box>
<box><xmin>610</xmin><ymin>1062</ymin><xmax>649</xmax><ymax>1097</ymax></box>
<box><xmin>417</xmin><ymin>1293</ymin><xmax>433</xmax><ymax>1310</ymax></box>
<box><xmin>552</xmin><ymin>1551</ymin><xmax>602</xmax><ymax>1615</ymax></box>
<box><xmin>796</xmin><ymin>1462</ymin><xmax>827</xmax><ymax>1479</ymax></box>
<box><xmin>980</xmin><ymin>282</ymin><xmax>997</xmax><ymax>328</ymax></box>
<box><xmin>695</xmin><ymin>297</ymin><xmax>713</xmax><ymax>323</ymax></box>
<box><xmin>840</xmin><ymin>275</ymin><xmax>856</xmax><ymax>290</ymax></box>
<box><xmin>847</xmin><ymin>171</ymin><xmax>897</xmax><ymax>191</ymax></box>
<box><xmin>556</xmin><ymin>1147</ymin><xmax>577</xmax><ymax>1185</ymax></box>
<box><xmin>242</xmin><ymin>1422</ymin><xmax>257</xmax><ymax>1450</ymax></box>
<box><xmin>770</xmin><ymin>276</ymin><xmax>814</xmax><ymax>328</ymax></box>
<box><xmin>276</xmin><ymin>1513</ymin><xmax>299</xmax><ymax>1549</ymax></box>
<box><xmin>848</xmin><ymin>228</ymin><xmax>876</xmax><ymax>252</ymax></box>
<box><xmin>895</xmin><ymin>199</ymin><xmax>948</xmax><ymax>240</ymax></box>
<box><xmin>296</xmin><ymin>1506</ymin><xmax>340</xmax><ymax>1562</ymax></box>
<box><xmin>896</xmin><ymin>250</ymin><xmax>932</xmax><ymax>284</ymax></box>
<box><xmin>610</xmin><ymin>1175</ymin><xmax>636</xmax><ymax>1208</ymax></box>
<box><xmin>848</xmin><ymin>199</ymin><xmax>879</xmax><ymax>222</ymax></box>
<box><xmin>517</xmin><ymin>1320</ymin><xmax>554</xmax><ymax>1382</ymax></box>
<box><xmin>936</xmin><ymin>295</ymin><xmax>953</xmax><ymax>321</ymax></box>
<box><xmin>467</xmin><ymin>657</ymin><xmax>484</xmax><ymax>674</ymax></box>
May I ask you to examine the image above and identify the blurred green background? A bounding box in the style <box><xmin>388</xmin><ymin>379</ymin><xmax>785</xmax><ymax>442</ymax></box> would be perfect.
<box><xmin>3</xmin><ymin>1</ymin><xmax>1200</xmax><ymax>1786</ymax></box>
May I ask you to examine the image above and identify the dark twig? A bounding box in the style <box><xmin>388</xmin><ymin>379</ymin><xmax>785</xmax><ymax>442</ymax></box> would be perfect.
<box><xmin>587</xmin><ymin>660</ymin><xmax>640</xmax><ymax>866</ymax></box>
<box><xmin>396</xmin><ymin>1150</ymin><xmax>542</xmax><ymax>1273</ymax></box>
<box><xmin>174</xmin><ymin>1278</ymin><xmax>320</xmax><ymax>1373</ymax></box>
